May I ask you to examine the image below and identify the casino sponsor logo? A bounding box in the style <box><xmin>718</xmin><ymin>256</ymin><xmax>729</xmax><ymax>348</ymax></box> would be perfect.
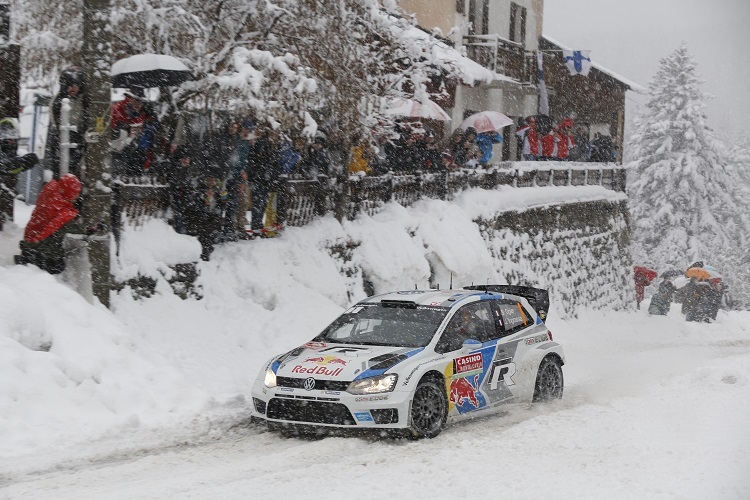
<box><xmin>453</xmin><ymin>353</ymin><xmax>483</xmax><ymax>376</ymax></box>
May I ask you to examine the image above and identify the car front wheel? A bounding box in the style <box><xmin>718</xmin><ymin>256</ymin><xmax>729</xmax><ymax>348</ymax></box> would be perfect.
<box><xmin>533</xmin><ymin>356</ymin><xmax>564</xmax><ymax>402</ymax></box>
<box><xmin>409</xmin><ymin>379</ymin><xmax>447</xmax><ymax>439</ymax></box>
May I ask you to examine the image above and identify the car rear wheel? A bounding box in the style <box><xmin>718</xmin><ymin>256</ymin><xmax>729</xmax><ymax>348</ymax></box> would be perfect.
<box><xmin>533</xmin><ymin>356</ymin><xmax>564</xmax><ymax>402</ymax></box>
<box><xmin>409</xmin><ymin>379</ymin><xmax>447</xmax><ymax>439</ymax></box>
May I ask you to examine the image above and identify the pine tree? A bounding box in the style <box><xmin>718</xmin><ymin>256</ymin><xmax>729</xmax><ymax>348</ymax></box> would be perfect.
<box><xmin>627</xmin><ymin>44</ymin><xmax>750</xmax><ymax>307</ymax></box>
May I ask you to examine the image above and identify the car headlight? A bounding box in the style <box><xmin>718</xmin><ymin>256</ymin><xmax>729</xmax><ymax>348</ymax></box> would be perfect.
<box><xmin>346</xmin><ymin>373</ymin><xmax>398</xmax><ymax>395</ymax></box>
<box><xmin>264</xmin><ymin>369</ymin><xmax>277</xmax><ymax>388</ymax></box>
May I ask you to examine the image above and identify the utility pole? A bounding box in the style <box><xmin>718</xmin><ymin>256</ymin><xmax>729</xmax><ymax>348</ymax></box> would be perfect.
<box><xmin>0</xmin><ymin>2</ymin><xmax>20</xmax><ymax>231</ymax></box>
<box><xmin>82</xmin><ymin>0</ymin><xmax>112</xmax><ymax>307</ymax></box>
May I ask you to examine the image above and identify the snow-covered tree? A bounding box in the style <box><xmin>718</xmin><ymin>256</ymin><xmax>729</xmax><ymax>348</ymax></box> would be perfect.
<box><xmin>627</xmin><ymin>44</ymin><xmax>750</xmax><ymax>307</ymax></box>
<box><xmin>9</xmin><ymin>0</ymin><xmax>465</xmax><ymax>150</ymax></box>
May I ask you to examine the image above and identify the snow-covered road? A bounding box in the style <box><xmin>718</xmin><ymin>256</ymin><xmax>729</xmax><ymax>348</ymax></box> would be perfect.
<box><xmin>4</xmin><ymin>309</ymin><xmax>750</xmax><ymax>500</ymax></box>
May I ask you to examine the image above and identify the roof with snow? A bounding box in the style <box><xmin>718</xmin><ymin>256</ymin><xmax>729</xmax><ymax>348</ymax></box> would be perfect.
<box><xmin>390</xmin><ymin>19</ymin><xmax>517</xmax><ymax>86</ymax></box>
<box><xmin>542</xmin><ymin>35</ymin><xmax>646</xmax><ymax>93</ymax></box>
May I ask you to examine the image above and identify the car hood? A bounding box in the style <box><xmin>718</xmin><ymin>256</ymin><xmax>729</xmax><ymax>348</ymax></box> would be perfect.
<box><xmin>273</xmin><ymin>342</ymin><xmax>424</xmax><ymax>381</ymax></box>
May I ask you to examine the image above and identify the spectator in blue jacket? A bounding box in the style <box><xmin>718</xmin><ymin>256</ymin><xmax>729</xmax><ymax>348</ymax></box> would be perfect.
<box><xmin>475</xmin><ymin>131</ymin><xmax>503</xmax><ymax>164</ymax></box>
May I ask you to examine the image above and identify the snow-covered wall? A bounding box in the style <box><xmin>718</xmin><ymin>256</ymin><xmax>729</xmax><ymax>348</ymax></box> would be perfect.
<box><xmin>113</xmin><ymin>185</ymin><xmax>632</xmax><ymax>319</ymax></box>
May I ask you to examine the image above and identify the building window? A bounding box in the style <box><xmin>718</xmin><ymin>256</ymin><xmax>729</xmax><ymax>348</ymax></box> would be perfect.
<box><xmin>468</xmin><ymin>0</ymin><xmax>476</xmax><ymax>33</ymax></box>
<box><xmin>456</xmin><ymin>0</ymin><xmax>464</xmax><ymax>14</ymax></box>
<box><xmin>509</xmin><ymin>2</ymin><xmax>527</xmax><ymax>45</ymax></box>
<box><xmin>481</xmin><ymin>0</ymin><xmax>490</xmax><ymax>35</ymax></box>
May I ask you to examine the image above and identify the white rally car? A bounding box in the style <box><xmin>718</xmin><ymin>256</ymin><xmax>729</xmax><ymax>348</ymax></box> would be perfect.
<box><xmin>250</xmin><ymin>285</ymin><xmax>564</xmax><ymax>438</ymax></box>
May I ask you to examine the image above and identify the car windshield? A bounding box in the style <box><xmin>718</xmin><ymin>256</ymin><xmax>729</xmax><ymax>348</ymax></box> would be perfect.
<box><xmin>313</xmin><ymin>303</ymin><xmax>449</xmax><ymax>347</ymax></box>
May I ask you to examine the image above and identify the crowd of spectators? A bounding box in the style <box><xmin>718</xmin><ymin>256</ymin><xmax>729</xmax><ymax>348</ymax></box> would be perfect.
<box><xmin>30</xmin><ymin>70</ymin><xmax>621</xmax><ymax>264</ymax></box>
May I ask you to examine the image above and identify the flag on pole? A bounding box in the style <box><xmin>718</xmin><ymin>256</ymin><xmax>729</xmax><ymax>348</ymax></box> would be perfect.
<box><xmin>537</xmin><ymin>51</ymin><xmax>549</xmax><ymax>116</ymax></box>
<box><xmin>562</xmin><ymin>50</ymin><xmax>592</xmax><ymax>76</ymax></box>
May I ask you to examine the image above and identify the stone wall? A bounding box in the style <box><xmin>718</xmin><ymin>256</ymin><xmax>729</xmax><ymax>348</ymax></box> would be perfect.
<box><xmin>476</xmin><ymin>199</ymin><xmax>633</xmax><ymax>317</ymax></box>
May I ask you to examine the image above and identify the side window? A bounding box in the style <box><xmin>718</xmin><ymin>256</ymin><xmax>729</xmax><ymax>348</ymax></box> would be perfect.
<box><xmin>435</xmin><ymin>302</ymin><xmax>495</xmax><ymax>353</ymax></box>
<box><xmin>492</xmin><ymin>300</ymin><xmax>532</xmax><ymax>337</ymax></box>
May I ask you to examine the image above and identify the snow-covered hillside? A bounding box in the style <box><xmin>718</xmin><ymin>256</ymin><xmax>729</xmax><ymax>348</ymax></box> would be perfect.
<box><xmin>1</xmin><ymin>194</ymin><xmax>749</xmax><ymax>499</ymax></box>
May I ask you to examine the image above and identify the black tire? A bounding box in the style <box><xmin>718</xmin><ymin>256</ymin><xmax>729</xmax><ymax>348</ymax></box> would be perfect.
<box><xmin>409</xmin><ymin>379</ymin><xmax>447</xmax><ymax>439</ymax></box>
<box><xmin>533</xmin><ymin>356</ymin><xmax>564</xmax><ymax>402</ymax></box>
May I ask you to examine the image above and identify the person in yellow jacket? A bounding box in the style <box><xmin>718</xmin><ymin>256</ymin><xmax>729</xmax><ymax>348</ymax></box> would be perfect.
<box><xmin>347</xmin><ymin>142</ymin><xmax>372</xmax><ymax>175</ymax></box>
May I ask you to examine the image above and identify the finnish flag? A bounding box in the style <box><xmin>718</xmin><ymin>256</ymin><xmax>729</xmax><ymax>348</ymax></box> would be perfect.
<box><xmin>563</xmin><ymin>50</ymin><xmax>592</xmax><ymax>76</ymax></box>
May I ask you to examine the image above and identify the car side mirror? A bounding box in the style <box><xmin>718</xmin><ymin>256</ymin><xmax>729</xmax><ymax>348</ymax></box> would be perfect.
<box><xmin>461</xmin><ymin>339</ymin><xmax>482</xmax><ymax>352</ymax></box>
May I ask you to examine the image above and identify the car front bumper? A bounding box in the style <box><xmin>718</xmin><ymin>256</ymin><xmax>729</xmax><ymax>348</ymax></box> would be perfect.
<box><xmin>250</xmin><ymin>379</ymin><xmax>414</xmax><ymax>430</ymax></box>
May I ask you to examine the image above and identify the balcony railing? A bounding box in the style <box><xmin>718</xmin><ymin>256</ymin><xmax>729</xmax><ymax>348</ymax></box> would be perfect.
<box><xmin>462</xmin><ymin>34</ymin><xmax>533</xmax><ymax>84</ymax></box>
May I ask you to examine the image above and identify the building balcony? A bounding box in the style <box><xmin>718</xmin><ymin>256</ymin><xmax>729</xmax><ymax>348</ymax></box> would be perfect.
<box><xmin>462</xmin><ymin>34</ymin><xmax>534</xmax><ymax>84</ymax></box>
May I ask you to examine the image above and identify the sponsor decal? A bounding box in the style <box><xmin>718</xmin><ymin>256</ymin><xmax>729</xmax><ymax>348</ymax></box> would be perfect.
<box><xmin>304</xmin><ymin>341</ymin><xmax>327</xmax><ymax>351</ymax></box>
<box><xmin>354</xmin><ymin>412</ymin><xmax>374</xmax><ymax>422</ymax></box>
<box><xmin>397</xmin><ymin>290</ymin><xmax>425</xmax><ymax>295</ymax></box>
<box><xmin>489</xmin><ymin>359</ymin><xmax>516</xmax><ymax>389</ymax></box>
<box><xmin>454</xmin><ymin>353</ymin><xmax>483</xmax><ymax>375</ymax></box>
<box><xmin>499</xmin><ymin>304</ymin><xmax>526</xmax><ymax>329</ymax></box>
<box><xmin>449</xmin><ymin>374</ymin><xmax>480</xmax><ymax>408</ymax></box>
<box><xmin>402</xmin><ymin>356</ymin><xmax>445</xmax><ymax>386</ymax></box>
<box><xmin>279</xmin><ymin>387</ymin><xmax>294</xmax><ymax>392</ymax></box>
<box><xmin>354</xmin><ymin>395</ymin><xmax>389</xmax><ymax>402</ymax></box>
<box><xmin>303</xmin><ymin>355</ymin><xmax>348</xmax><ymax>366</ymax></box>
<box><xmin>320</xmin><ymin>346</ymin><xmax>371</xmax><ymax>355</ymax></box>
<box><xmin>292</xmin><ymin>365</ymin><xmax>345</xmax><ymax>377</ymax></box>
<box><xmin>525</xmin><ymin>333</ymin><xmax>550</xmax><ymax>345</ymax></box>
<box><xmin>324</xmin><ymin>390</ymin><xmax>341</xmax><ymax>395</ymax></box>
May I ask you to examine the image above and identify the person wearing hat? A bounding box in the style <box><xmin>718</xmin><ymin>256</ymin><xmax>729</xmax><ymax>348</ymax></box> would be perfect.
<box><xmin>440</xmin><ymin>150</ymin><xmax>458</xmax><ymax>171</ymax></box>
<box><xmin>45</xmin><ymin>66</ymin><xmax>87</xmax><ymax>178</ymax></box>
<box><xmin>305</xmin><ymin>134</ymin><xmax>331</xmax><ymax>179</ymax></box>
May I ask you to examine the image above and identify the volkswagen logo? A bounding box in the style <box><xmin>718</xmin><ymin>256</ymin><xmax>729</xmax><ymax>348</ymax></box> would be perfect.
<box><xmin>303</xmin><ymin>378</ymin><xmax>316</xmax><ymax>391</ymax></box>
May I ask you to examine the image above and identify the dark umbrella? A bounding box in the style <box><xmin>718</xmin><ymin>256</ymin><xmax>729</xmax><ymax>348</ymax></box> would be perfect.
<box><xmin>111</xmin><ymin>54</ymin><xmax>192</xmax><ymax>88</ymax></box>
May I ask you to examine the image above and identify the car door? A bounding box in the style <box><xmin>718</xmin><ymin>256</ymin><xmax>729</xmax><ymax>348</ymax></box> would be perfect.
<box><xmin>435</xmin><ymin>301</ymin><xmax>497</xmax><ymax>415</ymax></box>
<box><xmin>478</xmin><ymin>299</ymin><xmax>537</xmax><ymax>407</ymax></box>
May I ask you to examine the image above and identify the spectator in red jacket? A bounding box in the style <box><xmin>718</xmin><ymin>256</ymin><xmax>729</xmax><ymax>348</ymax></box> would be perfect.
<box><xmin>540</xmin><ymin>128</ymin><xmax>559</xmax><ymax>161</ymax></box>
<box><xmin>515</xmin><ymin>117</ymin><xmax>542</xmax><ymax>160</ymax></box>
<box><xmin>111</xmin><ymin>92</ymin><xmax>160</xmax><ymax>175</ymax></box>
<box><xmin>556</xmin><ymin>118</ymin><xmax>575</xmax><ymax>161</ymax></box>
<box><xmin>16</xmin><ymin>174</ymin><xmax>83</xmax><ymax>274</ymax></box>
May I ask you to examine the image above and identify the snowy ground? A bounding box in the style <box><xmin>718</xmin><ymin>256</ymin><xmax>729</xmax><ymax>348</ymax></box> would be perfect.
<box><xmin>1</xmin><ymin>198</ymin><xmax>749</xmax><ymax>499</ymax></box>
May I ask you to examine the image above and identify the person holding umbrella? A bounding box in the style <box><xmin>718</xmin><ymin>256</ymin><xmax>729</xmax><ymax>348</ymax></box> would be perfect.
<box><xmin>111</xmin><ymin>90</ymin><xmax>160</xmax><ymax>176</ymax></box>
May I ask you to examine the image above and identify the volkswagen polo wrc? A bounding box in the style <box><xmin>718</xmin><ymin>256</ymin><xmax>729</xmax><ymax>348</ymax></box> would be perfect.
<box><xmin>250</xmin><ymin>285</ymin><xmax>564</xmax><ymax>438</ymax></box>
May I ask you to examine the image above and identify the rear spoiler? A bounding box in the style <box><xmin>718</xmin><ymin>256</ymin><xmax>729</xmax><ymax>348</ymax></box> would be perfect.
<box><xmin>463</xmin><ymin>284</ymin><xmax>550</xmax><ymax>321</ymax></box>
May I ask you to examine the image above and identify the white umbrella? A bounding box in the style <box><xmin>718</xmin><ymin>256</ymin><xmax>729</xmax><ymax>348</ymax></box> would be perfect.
<box><xmin>460</xmin><ymin>111</ymin><xmax>514</xmax><ymax>133</ymax></box>
<box><xmin>111</xmin><ymin>54</ymin><xmax>192</xmax><ymax>88</ymax></box>
<box><xmin>385</xmin><ymin>97</ymin><xmax>451</xmax><ymax>121</ymax></box>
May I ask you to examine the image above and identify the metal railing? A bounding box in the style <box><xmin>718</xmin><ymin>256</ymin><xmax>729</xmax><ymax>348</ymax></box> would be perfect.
<box><xmin>113</xmin><ymin>162</ymin><xmax>626</xmax><ymax>236</ymax></box>
<box><xmin>462</xmin><ymin>34</ymin><xmax>532</xmax><ymax>83</ymax></box>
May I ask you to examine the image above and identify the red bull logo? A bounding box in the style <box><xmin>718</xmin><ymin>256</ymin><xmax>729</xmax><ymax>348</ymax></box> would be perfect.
<box><xmin>449</xmin><ymin>374</ymin><xmax>480</xmax><ymax>408</ymax></box>
<box><xmin>292</xmin><ymin>365</ymin><xmax>344</xmax><ymax>377</ymax></box>
<box><xmin>303</xmin><ymin>355</ymin><xmax>348</xmax><ymax>366</ymax></box>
